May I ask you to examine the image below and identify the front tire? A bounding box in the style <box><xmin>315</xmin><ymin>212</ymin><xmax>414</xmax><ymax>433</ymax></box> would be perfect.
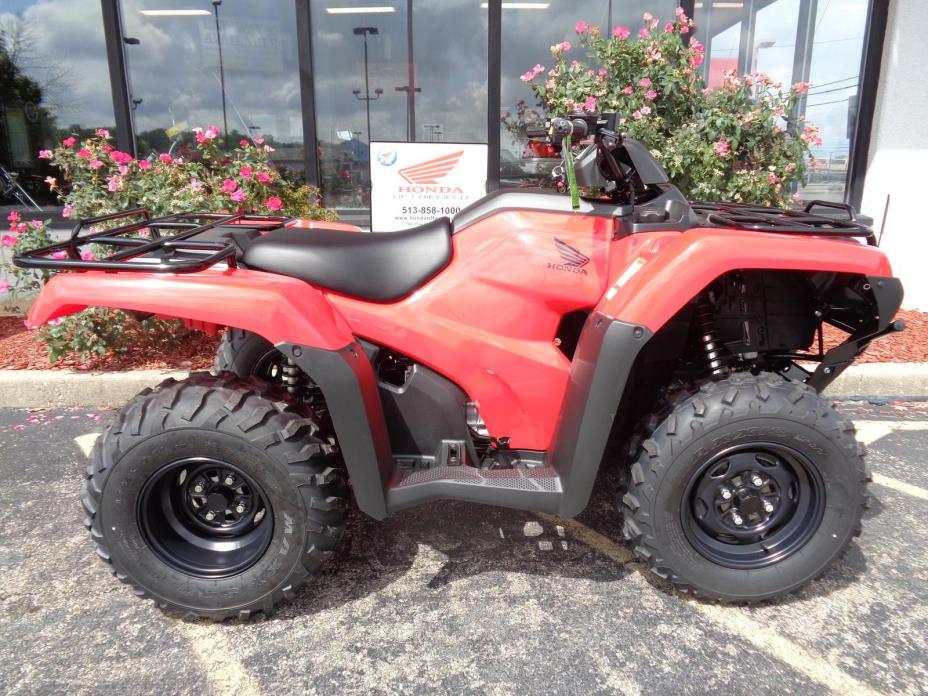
<box><xmin>82</xmin><ymin>372</ymin><xmax>346</xmax><ymax>620</ymax></box>
<box><xmin>214</xmin><ymin>328</ymin><xmax>284</xmax><ymax>381</ymax></box>
<box><xmin>622</xmin><ymin>372</ymin><xmax>867</xmax><ymax>602</ymax></box>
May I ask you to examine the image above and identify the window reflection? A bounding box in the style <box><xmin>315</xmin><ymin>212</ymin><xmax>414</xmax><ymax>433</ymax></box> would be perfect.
<box><xmin>500</xmin><ymin>0</ymin><xmax>674</xmax><ymax>187</ymax></box>
<box><xmin>1</xmin><ymin>0</ymin><xmax>115</xmax><ymax>207</ymax></box>
<box><xmin>311</xmin><ymin>0</ymin><xmax>487</xmax><ymax>211</ymax></box>
<box><xmin>121</xmin><ymin>1</ymin><xmax>305</xmax><ymax>176</ymax></box>
<box><xmin>695</xmin><ymin>0</ymin><xmax>871</xmax><ymax>203</ymax></box>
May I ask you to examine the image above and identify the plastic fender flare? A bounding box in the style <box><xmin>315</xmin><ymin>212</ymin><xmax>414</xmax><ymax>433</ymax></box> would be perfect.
<box><xmin>25</xmin><ymin>268</ymin><xmax>354</xmax><ymax>349</ymax></box>
<box><xmin>598</xmin><ymin>227</ymin><xmax>895</xmax><ymax>332</ymax></box>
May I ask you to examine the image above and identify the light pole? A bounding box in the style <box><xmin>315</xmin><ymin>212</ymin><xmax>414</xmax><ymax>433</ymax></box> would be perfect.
<box><xmin>352</xmin><ymin>26</ymin><xmax>381</xmax><ymax>143</ymax></box>
<box><xmin>212</xmin><ymin>0</ymin><xmax>228</xmax><ymax>149</ymax></box>
<box><xmin>394</xmin><ymin>85</ymin><xmax>421</xmax><ymax>141</ymax></box>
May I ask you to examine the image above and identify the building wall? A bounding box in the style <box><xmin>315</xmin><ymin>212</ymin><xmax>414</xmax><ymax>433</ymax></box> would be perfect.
<box><xmin>860</xmin><ymin>0</ymin><xmax>928</xmax><ymax>310</ymax></box>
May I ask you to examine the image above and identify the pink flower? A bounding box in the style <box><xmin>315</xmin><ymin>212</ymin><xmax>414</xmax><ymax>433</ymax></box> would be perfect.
<box><xmin>106</xmin><ymin>175</ymin><xmax>123</xmax><ymax>192</ymax></box>
<box><xmin>639</xmin><ymin>105</ymin><xmax>651</xmax><ymax>116</ymax></box>
<box><xmin>612</xmin><ymin>26</ymin><xmax>630</xmax><ymax>39</ymax></box>
<box><xmin>188</xmin><ymin>178</ymin><xmax>204</xmax><ymax>192</ymax></box>
<box><xmin>80</xmin><ymin>250</ymin><xmax>96</xmax><ymax>261</ymax></box>
<box><xmin>159</xmin><ymin>153</ymin><xmax>173</xmax><ymax>164</ymax></box>
<box><xmin>96</xmin><ymin>128</ymin><xmax>110</xmax><ymax>139</ymax></box>
<box><xmin>256</xmin><ymin>171</ymin><xmax>272</xmax><ymax>184</ymax></box>
<box><xmin>583</xmin><ymin>96</ymin><xmax>597</xmax><ymax>112</ymax></box>
<box><xmin>713</xmin><ymin>139</ymin><xmax>731</xmax><ymax>157</ymax></box>
<box><xmin>622</xmin><ymin>85</ymin><xmax>634</xmax><ymax>95</ymax></box>
<box><xmin>550</xmin><ymin>41</ymin><xmax>571</xmax><ymax>53</ymax></box>
<box><xmin>7</xmin><ymin>211</ymin><xmax>21</xmax><ymax>223</ymax></box>
<box><xmin>50</xmin><ymin>250</ymin><xmax>67</xmax><ymax>260</ymax></box>
<box><xmin>639</xmin><ymin>77</ymin><xmax>652</xmax><ymax>88</ymax></box>
<box><xmin>77</xmin><ymin>149</ymin><xmax>92</xmax><ymax>159</ymax></box>
<box><xmin>0</xmin><ymin>279</ymin><xmax>10</xmax><ymax>293</ymax></box>
<box><xmin>62</xmin><ymin>204</ymin><xmax>73</xmax><ymax>219</ymax></box>
<box><xmin>109</xmin><ymin>150</ymin><xmax>133</xmax><ymax>164</ymax></box>
<box><xmin>240</xmin><ymin>139</ymin><xmax>249</xmax><ymax>147</ymax></box>
<box><xmin>204</xmin><ymin>124</ymin><xmax>220</xmax><ymax>140</ymax></box>
<box><xmin>645</xmin><ymin>89</ymin><xmax>657</xmax><ymax>100</ymax></box>
<box><xmin>792</xmin><ymin>82</ymin><xmax>811</xmax><ymax>94</ymax></box>
<box><xmin>690</xmin><ymin>53</ymin><xmax>704</xmax><ymax>69</ymax></box>
<box><xmin>664</xmin><ymin>22</ymin><xmax>674</xmax><ymax>32</ymax></box>
<box><xmin>264</xmin><ymin>196</ymin><xmax>282</xmax><ymax>211</ymax></box>
<box><xmin>29</xmin><ymin>220</ymin><xmax>43</xmax><ymax>229</ymax></box>
<box><xmin>62</xmin><ymin>136</ymin><xmax>76</xmax><ymax>147</ymax></box>
<box><xmin>230</xmin><ymin>189</ymin><xmax>246</xmax><ymax>202</ymax></box>
<box><xmin>222</xmin><ymin>178</ymin><xmax>238</xmax><ymax>193</ymax></box>
<box><xmin>263</xmin><ymin>144</ymin><xmax>275</xmax><ymax>153</ymax></box>
<box><xmin>0</xmin><ymin>235</ymin><xmax>16</xmax><ymax>247</ymax></box>
<box><xmin>544</xmin><ymin>79</ymin><xmax>555</xmax><ymax>90</ymax></box>
<box><xmin>138</xmin><ymin>159</ymin><xmax>151</xmax><ymax>170</ymax></box>
<box><xmin>89</xmin><ymin>160</ymin><xmax>103</xmax><ymax>170</ymax></box>
<box><xmin>38</xmin><ymin>149</ymin><xmax>52</xmax><ymax>159</ymax></box>
<box><xmin>676</xmin><ymin>6</ymin><xmax>686</xmax><ymax>17</ymax></box>
<box><xmin>44</xmin><ymin>176</ymin><xmax>57</xmax><ymax>190</ymax></box>
<box><xmin>253</xmin><ymin>136</ymin><xmax>265</xmax><ymax>145</ymax></box>
<box><xmin>768</xmin><ymin>173</ymin><xmax>779</xmax><ymax>184</ymax></box>
<box><xmin>195</xmin><ymin>131</ymin><xmax>207</xmax><ymax>144</ymax></box>
<box><xmin>638</xmin><ymin>28</ymin><xmax>649</xmax><ymax>38</ymax></box>
<box><xmin>575</xmin><ymin>21</ymin><xmax>588</xmax><ymax>33</ymax></box>
<box><xmin>118</xmin><ymin>165</ymin><xmax>129</xmax><ymax>176</ymax></box>
<box><xmin>680</xmin><ymin>25</ymin><xmax>690</xmax><ymax>34</ymax></box>
<box><xmin>240</xmin><ymin>165</ymin><xmax>254</xmax><ymax>179</ymax></box>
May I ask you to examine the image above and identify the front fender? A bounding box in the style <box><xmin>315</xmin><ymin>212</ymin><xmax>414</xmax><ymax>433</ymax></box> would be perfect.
<box><xmin>26</xmin><ymin>267</ymin><xmax>354</xmax><ymax>349</ymax></box>
<box><xmin>599</xmin><ymin>228</ymin><xmax>895</xmax><ymax>331</ymax></box>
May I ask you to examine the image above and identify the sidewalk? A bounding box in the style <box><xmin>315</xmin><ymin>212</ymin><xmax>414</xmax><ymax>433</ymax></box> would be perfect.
<box><xmin>2</xmin><ymin>363</ymin><xmax>927</xmax><ymax>409</ymax></box>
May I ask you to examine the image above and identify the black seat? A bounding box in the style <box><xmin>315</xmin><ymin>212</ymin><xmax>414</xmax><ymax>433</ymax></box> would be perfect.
<box><xmin>242</xmin><ymin>217</ymin><xmax>452</xmax><ymax>302</ymax></box>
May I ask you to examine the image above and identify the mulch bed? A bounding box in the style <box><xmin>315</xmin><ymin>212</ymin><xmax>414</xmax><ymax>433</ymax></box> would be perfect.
<box><xmin>0</xmin><ymin>309</ymin><xmax>925</xmax><ymax>371</ymax></box>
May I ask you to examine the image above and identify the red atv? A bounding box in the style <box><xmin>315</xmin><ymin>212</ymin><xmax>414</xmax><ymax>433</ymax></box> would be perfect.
<box><xmin>17</xmin><ymin>113</ymin><xmax>903</xmax><ymax>619</ymax></box>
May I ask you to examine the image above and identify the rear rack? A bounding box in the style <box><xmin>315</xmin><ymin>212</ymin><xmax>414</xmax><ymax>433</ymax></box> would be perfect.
<box><xmin>691</xmin><ymin>199</ymin><xmax>877</xmax><ymax>246</ymax></box>
<box><xmin>13</xmin><ymin>208</ymin><xmax>289</xmax><ymax>274</ymax></box>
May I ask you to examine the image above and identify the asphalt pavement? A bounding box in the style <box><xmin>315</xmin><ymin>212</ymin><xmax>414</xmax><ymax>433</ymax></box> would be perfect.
<box><xmin>0</xmin><ymin>401</ymin><xmax>926</xmax><ymax>695</ymax></box>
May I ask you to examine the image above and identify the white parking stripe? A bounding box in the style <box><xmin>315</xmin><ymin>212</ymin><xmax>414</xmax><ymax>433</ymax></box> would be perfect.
<box><xmin>538</xmin><ymin>514</ymin><xmax>881</xmax><ymax>696</ymax></box>
<box><xmin>871</xmin><ymin>473</ymin><xmax>928</xmax><ymax>502</ymax></box>
<box><xmin>73</xmin><ymin>432</ymin><xmax>263</xmax><ymax>694</ymax></box>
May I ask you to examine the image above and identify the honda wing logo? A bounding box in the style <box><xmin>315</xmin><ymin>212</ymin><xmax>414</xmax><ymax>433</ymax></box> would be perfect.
<box><xmin>398</xmin><ymin>150</ymin><xmax>464</xmax><ymax>185</ymax></box>
<box><xmin>551</xmin><ymin>238</ymin><xmax>590</xmax><ymax>275</ymax></box>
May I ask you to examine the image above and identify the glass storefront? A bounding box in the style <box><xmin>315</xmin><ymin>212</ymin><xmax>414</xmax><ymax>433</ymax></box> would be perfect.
<box><xmin>0</xmin><ymin>0</ymin><xmax>115</xmax><ymax>206</ymax></box>
<box><xmin>695</xmin><ymin>0</ymin><xmax>871</xmax><ymax>202</ymax></box>
<box><xmin>1</xmin><ymin>0</ymin><xmax>881</xmax><ymax>213</ymax></box>
<box><xmin>500</xmin><ymin>0</ymin><xmax>675</xmax><ymax>187</ymax></box>
<box><xmin>310</xmin><ymin>0</ymin><xmax>488</xmax><ymax>210</ymax></box>
<box><xmin>121</xmin><ymin>0</ymin><xmax>306</xmax><ymax>176</ymax></box>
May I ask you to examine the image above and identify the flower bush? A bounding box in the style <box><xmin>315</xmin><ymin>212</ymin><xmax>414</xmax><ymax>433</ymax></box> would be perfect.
<box><xmin>508</xmin><ymin>9</ymin><xmax>820</xmax><ymax>207</ymax></box>
<box><xmin>1</xmin><ymin>126</ymin><xmax>335</xmax><ymax>364</ymax></box>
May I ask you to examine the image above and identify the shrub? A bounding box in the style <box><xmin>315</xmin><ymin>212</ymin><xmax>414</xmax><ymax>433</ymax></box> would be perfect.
<box><xmin>2</xmin><ymin>126</ymin><xmax>334</xmax><ymax>364</ymax></box>
<box><xmin>507</xmin><ymin>9</ymin><xmax>820</xmax><ymax>207</ymax></box>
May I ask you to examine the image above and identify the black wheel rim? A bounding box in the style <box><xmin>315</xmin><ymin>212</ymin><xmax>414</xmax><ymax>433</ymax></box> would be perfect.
<box><xmin>139</xmin><ymin>457</ymin><xmax>274</xmax><ymax>578</ymax></box>
<box><xmin>681</xmin><ymin>443</ymin><xmax>825</xmax><ymax>569</ymax></box>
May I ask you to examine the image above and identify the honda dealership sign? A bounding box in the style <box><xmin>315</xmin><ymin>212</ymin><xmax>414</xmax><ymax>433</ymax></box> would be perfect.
<box><xmin>369</xmin><ymin>142</ymin><xmax>488</xmax><ymax>232</ymax></box>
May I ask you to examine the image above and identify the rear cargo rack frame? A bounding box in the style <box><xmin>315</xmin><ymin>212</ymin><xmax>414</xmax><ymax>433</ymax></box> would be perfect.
<box><xmin>13</xmin><ymin>208</ymin><xmax>289</xmax><ymax>274</ymax></box>
<box><xmin>691</xmin><ymin>199</ymin><xmax>877</xmax><ymax>246</ymax></box>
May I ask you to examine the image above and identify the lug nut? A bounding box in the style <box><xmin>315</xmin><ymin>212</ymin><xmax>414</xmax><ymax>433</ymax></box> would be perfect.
<box><xmin>751</xmin><ymin>474</ymin><xmax>763</xmax><ymax>487</ymax></box>
<box><xmin>193</xmin><ymin>484</ymin><xmax>204</xmax><ymax>494</ymax></box>
<box><xmin>204</xmin><ymin>510</ymin><xmax>216</xmax><ymax>521</ymax></box>
<box><xmin>235</xmin><ymin>504</ymin><xmax>246</xmax><ymax>514</ymax></box>
<box><xmin>763</xmin><ymin>501</ymin><xmax>774</xmax><ymax>513</ymax></box>
<box><xmin>731</xmin><ymin>512</ymin><xmax>743</xmax><ymax>526</ymax></box>
<box><xmin>223</xmin><ymin>476</ymin><xmax>235</xmax><ymax>486</ymax></box>
<box><xmin>720</xmin><ymin>487</ymin><xmax>732</xmax><ymax>500</ymax></box>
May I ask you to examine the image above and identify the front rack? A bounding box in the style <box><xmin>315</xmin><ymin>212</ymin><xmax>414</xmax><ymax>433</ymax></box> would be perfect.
<box><xmin>691</xmin><ymin>199</ymin><xmax>877</xmax><ymax>246</ymax></box>
<box><xmin>13</xmin><ymin>208</ymin><xmax>289</xmax><ymax>274</ymax></box>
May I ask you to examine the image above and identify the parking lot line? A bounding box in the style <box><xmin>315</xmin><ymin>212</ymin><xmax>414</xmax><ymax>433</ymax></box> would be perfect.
<box><xmin>178</xmin><ymin>622</ymin><xmax>264</xmax><ymax>696</ymax></box>
<box><xmin>871</xmin><ymin>472</ymin><xmax>928</xmax><ymax>501</ymax></box>
<box><xmin>537</xmin><ymin>513</ymin><xmax>881</xmax><ymax>696</ymax></box>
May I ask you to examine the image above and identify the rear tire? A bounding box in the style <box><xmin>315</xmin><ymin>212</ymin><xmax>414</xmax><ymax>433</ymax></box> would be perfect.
<box><xmin>82</xmin><ymin>372</ymin><xmax>346</xmax><ymax>620</ymax></box>
<box><xmin>622</xmin><ymin>372</ymin><xmax>867</xmax><ymax>602</ymax></box>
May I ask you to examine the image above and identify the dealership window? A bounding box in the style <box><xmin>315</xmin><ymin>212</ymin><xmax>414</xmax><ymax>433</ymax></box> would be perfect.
<box><xmin>500</xmin><ymin>0</ymin><xmax>676</xmax><ymax>187</ymax></box>
<box><xmin>120</xmin><ymin>0</ymin><xmax>305</xmax><ymax>174</ymax></box>
<box><xmin>1</xmin><ymin>0</ymin><xmax>115</xmax><ymax>207</ymax></box>
<box><xmin>695</xmin><ymin>0</ymin><xmax>872</xmax><ymax>203</ymax></box>
<box><xmin>310</xmin><ymin>0</ymin><xmax>488</xmax><ymax>212</ymax></box>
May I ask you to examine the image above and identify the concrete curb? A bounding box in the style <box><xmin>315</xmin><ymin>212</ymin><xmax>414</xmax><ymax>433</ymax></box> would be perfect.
<box><xmin>1</xmin><ymin>363</ymin><xmax>927</xmax><ymax>409</ymax></box>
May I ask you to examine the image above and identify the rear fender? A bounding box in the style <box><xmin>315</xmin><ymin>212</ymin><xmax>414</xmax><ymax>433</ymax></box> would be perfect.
<box><xmin>26</xmin><ymin>268</ymin><xmax>354</xmax><ymax>349</ymax></box>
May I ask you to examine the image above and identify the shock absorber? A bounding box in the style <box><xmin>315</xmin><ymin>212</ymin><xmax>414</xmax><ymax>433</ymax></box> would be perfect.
<box><xmin>696</xmin><ymin>294</ymin><xmax>730</xmax><ymax>377</ymax></box>
<box><xmin>281</xmin><ymin>358</ymin><xmax>306</xmax><ymax>397</ymax></box>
